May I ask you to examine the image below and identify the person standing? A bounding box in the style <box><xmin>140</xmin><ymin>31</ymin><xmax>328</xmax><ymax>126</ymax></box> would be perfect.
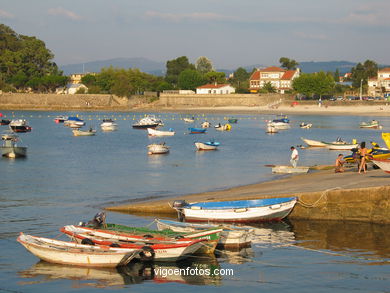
<box><xmin>358</xmin><ymin>141</ymin><xmax>368</xmax><ymax>174</ymax></box>
<box><xmin>290</xmin><ymin>146</ymin><xmax>299</xmax><ymax>168</ymax></box>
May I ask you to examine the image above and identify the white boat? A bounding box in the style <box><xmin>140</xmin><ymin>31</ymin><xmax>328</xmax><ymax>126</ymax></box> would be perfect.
<box><xmin>73</xmin><ymin>129</ymin><xmax>97</xmax><ymax>136</ymax></box>
<box><xmin>325</xmin><ymin>143</ymin><xmax>359</xmax><ymax>150</ymax></box>
<box><xmin>147</xmin><ymin>128</ymin><xmax>175</xmax><ymax>137</ymax></box>
<box><xmin>300</xmin><ymin>123</ymin><xmax>312</xmax><ymax>129</ymax></box>
<box><xmin>201</xmin><ymin>121</ymin><xmax>211</xmax><ymax>128</ymax></box>
<box><xmin>195</xmin><ymin>141</ymin><xmax>220</xmax><ymax>151</ymax></box>
<box><xmin>9</xmin><ymin>119</ymin><xmax>32</xmax><ymax>133</ymax></box>
<box><xmin>271</xmin><ymin>165</ymin><xmax>310</xmax><ymax>174</ymax></box>
<box><xmin>360</xmin><ymin>120</ymin><xmax>382</xmax><ymax>129</ymax></box>
<box><xmin>183</xmin><ymin>117</ymin><xmax>195</xmax><ymax>123</ymax></box>
<box><xmin>172</xmin><ymin>197</ymin><xmax>297</xmax><ymax>223</ymax></box>
<box><xmin>54</xmin><ymin>115</ymin><xmax>68</xmax><ymax>123</ymax></box>
<box><xmin>301</xmin><ymin>138</ymin><xmax>327</xmax><ymax>147</ymax></box>
<box><xmin>17</xmin><ymin>233</ymin><xmax>141</xmax><ymax>268</ymax></box>
<box><xmin>156</xmin><ymin>219</ymin><xmax>253</xmax><ymax>248</ymax></box>
<box><xmin>147</xmin><ymin>143</ymin><xmax>169</xmax><ymax>154</ymax></box>
<box><xmin>266</xmin><ymin>122</ymin><xmax>279</xmax><ymax>133</ymax></box>
<box><xmin>100</xmin><ymin>119</ymin><xmax>118</xmax><ymax>131</ymax></box>
<box><xmin>268</xmin><ymin>121</ymin><xmax>290</xmax><ymax>130</ymax></box>
<box><xmin>0</xmin><ymin>134</ymin><xmax>27</xmax><ymax>158</ymax></box>
<box><xmin>133</xmin><ymin>115</ymin><xmax>163</xmax><ymax>129</ymax></box>
<box><xmin>64</xmin><ymin>117</ymin><xmax>85</xmax><ymax>128</ymax></box>
<box><xmin>214</xmin><ymin>123</ymin><xmax>231</xmax><ymax>131</ymax></box>
<box><xmin>372</xmin><ymin>158</ymin><xmax>390</xmax><ymax>173</ymax></box>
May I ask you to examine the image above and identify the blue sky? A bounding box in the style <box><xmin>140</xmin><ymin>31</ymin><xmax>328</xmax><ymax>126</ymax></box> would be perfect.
<box><xmin>1</xmin><ymin>0</ymin><xmax>389</xmax><ymax>69</ymax></box>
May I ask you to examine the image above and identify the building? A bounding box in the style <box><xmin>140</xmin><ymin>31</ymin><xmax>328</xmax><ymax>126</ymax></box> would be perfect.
<box><xmin>368</xmin><ymin>68</ymin><xmax>390</xmax><ymax>97</ymax></box>
<box><xmin>56</xmin><ymin>83</ymin><xmax>88</xmax><ymax>95</ymax></box>
<box><xmin>249</xmin><ymin>66</ymin><xmax>300</xmax><ymax>94</ymax></box>
<box><xmin>196</xmin><ymin>84</ymin><xmax>235</xmax><ymax>94</ymax></box>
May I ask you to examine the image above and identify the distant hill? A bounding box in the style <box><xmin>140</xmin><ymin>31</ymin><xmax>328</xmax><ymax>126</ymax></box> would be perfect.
<box><xmin>60</xmin><ymin>57</ymin><xmax>166</xmax><ymax>76</ymax></box>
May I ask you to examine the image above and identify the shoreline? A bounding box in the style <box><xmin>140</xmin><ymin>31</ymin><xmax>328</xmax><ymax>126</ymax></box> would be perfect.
<box><xmin>106</xmin><ymin>168</ymin><xmax>390</xmax><ymax>224</ymax></box>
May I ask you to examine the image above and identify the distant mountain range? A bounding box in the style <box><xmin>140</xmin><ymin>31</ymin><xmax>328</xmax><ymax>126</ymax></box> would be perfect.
<box><xmin>59</xmin><ymin>58</ymin><xmax>360</xmax><ymax>76</ymax></box>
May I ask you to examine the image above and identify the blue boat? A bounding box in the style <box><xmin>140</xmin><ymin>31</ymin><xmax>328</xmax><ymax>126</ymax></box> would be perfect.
<box><xmin>188</xmin><ymin>127</ymin><xmax>207</xmax><ymax>134</ymax></box>
<box><xmin>172</xmin><ymin>197</ymin><xmax>297</xmax><ymax>223</ymax></box>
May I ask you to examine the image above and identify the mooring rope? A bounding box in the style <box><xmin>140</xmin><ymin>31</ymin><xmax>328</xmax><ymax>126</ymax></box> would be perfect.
<box><xmin>297</xmin><ymin>187</ymin><xmax>342</xmax><ymax>208</ymax></box>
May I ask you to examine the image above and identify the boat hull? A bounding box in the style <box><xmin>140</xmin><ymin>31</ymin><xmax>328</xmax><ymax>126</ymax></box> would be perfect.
<box><xmin>272</xmin><ymin>165</ymin><xmax>309</xmax><ymax>174</ymax></box>
<box><xmin>326</xmin><ymin>143</ymin><xmax>358</xmax><ymax>150</ymax></box>
<box><xmin>17</xmin><ymin>234</ymin><xmax>140</xmax><ymax>268</ymax></box>
<box><xmin>195</xmin><ymin>142</ymin><xmax>218</xmax><ymax>151</ymax></box>
<box><xmin>147</xmin><ymin>128</ymin><xmax>175</xmax><ymax>136</ymax></box>
<box><xmin>301</xmin><ymin>138</ymin><xmax>327</xmax><ymax>147</ymax></box>
<box><xmin>0</xmin><ymin>146</ymin><xmax>27</xmax><ymax>158</ymax></box>
<box><xmin>178</xmin><ymin>198</ymin><xmax>297</xmax><ymax>223</ymax></box>
<box><xmin>372</xmin><ymin>159</ymin><xmax>390</xmax><ymax>173</ymax></box>
<box><xmin>73</xmin><ymin>130</ymin><xmax>96</xmax><ymax>136</ymax></box>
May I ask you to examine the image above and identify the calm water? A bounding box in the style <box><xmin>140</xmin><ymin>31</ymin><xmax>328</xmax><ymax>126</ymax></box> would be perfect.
<box><xmin>0</xmin><ymin>111</ymin><xmax>389</xmax><ymax>293</ymax></box>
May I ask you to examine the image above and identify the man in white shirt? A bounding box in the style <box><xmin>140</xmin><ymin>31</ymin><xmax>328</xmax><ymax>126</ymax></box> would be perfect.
<box><xmin>290</xmin><ymin>146</ymin><xmax>299</xmax><ymax>168</ymax></box>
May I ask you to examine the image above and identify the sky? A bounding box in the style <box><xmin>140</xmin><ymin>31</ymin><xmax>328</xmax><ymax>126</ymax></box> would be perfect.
<box><xmin>0</xmin><ymin>0</ymin><xmax>389</xmax><ymax>69</ymax></box>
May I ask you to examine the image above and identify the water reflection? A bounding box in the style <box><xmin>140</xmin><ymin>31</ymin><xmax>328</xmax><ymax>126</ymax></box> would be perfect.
<box><xmin>215</xmin><ymin>247</ymin><xmax>255</xmax><ymax>264</ymax></box>
<box><xmin>18</xmin><ymin>256</ymin><xmax>222</xmax><ymax>288</ymax></box>
<box><xmin>290</xmin><ymin>219</ymin><xmax>390</xmax><ymax>262</ymax></box>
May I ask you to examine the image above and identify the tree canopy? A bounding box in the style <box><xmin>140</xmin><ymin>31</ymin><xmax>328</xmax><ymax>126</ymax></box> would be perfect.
<box><xmin>195</xmin><ymin>56</ymin><xmax>213</xmax><ymax>74</ymax></box>
<box><xmin>0</xmin><ymin>24</ymin><xmax>67</xmax><ymax>92</ymax></box>
<box><xmin>279</xmin><ymin>57</ymin><xmax>299</xmax><ymax>70</ymax></box>
<box><xmin>293</xmin><ymin>72</ymin><xmax>335</xmax><ymax>97</ymax></box>
<box><xmin>165</xmin><ymin>56</ymin><xmax>195</xmax><ymax>86</ymax></box>
<box><xmin>350</xmin><ymin>60</ymin><xmax>378</xmax><ymax>88</ymax></box>
<box><xmin>177</xmin><ymin>69</ymin><xmax>205</xmax><ymax>91</ymax></box>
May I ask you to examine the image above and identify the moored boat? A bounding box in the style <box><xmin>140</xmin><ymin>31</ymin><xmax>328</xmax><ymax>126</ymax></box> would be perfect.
<box><xmin>195</xmin><ymin>141</ymin><xmax>220</xmax><ymax>151</ymax></box>
<box><xmin>147</xmin><ymin>143</ymin><xmax>169</xmax><ymax>154</ymax></box>
<box><xmin>0</xmin><ymin>119</ymin><xmax>11</xmax><ymax>125</ymax></box>
<box><xmin>300</xmin><ymin>122</ymin><xmax>312</xmax><ymax>129</ymax></box>
<box><xmin>214</xmin><ymin>123</ymin><xmax>231</xmax><ymax>131</ymax></box>
<box><xmin>360</xmin><ymin>120</ymin><xmax>382</xmax><ymax>129</ymax></box>
<box><xmin>54</xmin><ymin>115</ymin><xmax>68</xmax><ymax>123</ymax></box>
<box><xmin>9</xmin><ymin>119</ymin><xmax>32</xmax><ymax>133</ymax></box>
<box><xmin>183</xmin><ymin>117</ymin><xmax>195</xmax><ymax>123</ymax></box>
<box><xmin>155</xmin><ymin>219</ymin><xmax>253</xmax><ymax>248</ymax></box>
<box><xmin>64</xmin><ymin>117</ymin><xmax>85</xmax><ymax>128</ymax></box>
<box><xmin>17</xmin><ymin>233</ymin><xmax>141</xmax><ymax>268</ymax></box>
<box><xmin>147</xmin><ymin>128</ymin><xmax>175</xmax><ymax>137</ymax></box>
<box><xmin>271</xmin><ymin>165</ymin><xmax>309</xmax><ymax>174</ymax></box>
<box><xmin>301</xmin><ymin>137</ymin><xmax>327</xmax><ymax>147</ymax></box>
<box><xmin>325</xmin><ymin>143</ymin><xmax>359</xmax><ymax>150</ymax></box>
<box><xmin>172</xmin><ymin>197</ymin><xmax>297</xmax><ymax>223</ymax></box>
<box><xmin>100</xmin><ymin>119</ymin><xmax>118</xmax><ymax>131</ymax></box>
<box><xmin>133</xmin><ymin>115</ymin><xmax>163</xmax><ymax>129</ymax></box>
<box><xmin>227</xmin><ymin>118</ymin><xmax>238</xmax><ymax>124</ymax></box>
<box><xmin>188</xmin><ymin>127</ymin><xmax>207</xmax><ymax>134</ymax></box>
<box><xmin>73</xmin><ymin>128</ymin><xmax>97</xmax><ymax>136</ymax></box>
<box><xmin>0</xmin><ymin>133</ymin><xmax>27</xmax><ymax>158</ymax></box>
<box><xmin>268</xmin><ymin>121</ymin><xmax>290</xmax><ymax>130</ymax></box>
<box><xmin>372</xmin><ymin>158</ymin><xmax>390</xmax><ymax>173</ymax></box>
<box><xmin>266</xmin><ymin>122</ymin><xmax>279</xmax><ymax>133</ymax></box>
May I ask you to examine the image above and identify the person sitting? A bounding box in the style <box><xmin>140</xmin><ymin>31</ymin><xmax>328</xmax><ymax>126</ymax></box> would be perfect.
<box><xmin>335</xmin><ymin>154</ymin><xmax>345</xmax><ymax>173</ymax></box>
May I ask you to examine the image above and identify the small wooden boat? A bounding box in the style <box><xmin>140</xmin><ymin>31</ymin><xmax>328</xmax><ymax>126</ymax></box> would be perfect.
<box><xmin>301</xmin><ymin>137</ymin><xmax>327</xmax><ymax>147</ymax></box>
<box><xmin>372</xmin><ymin>158</ymin><xmax>390</xmax><ymax>173</ymax></box>
<box><xmin>64</xmin><ymin>117</ymin><xmax>85</xmax><ymax>128</ymax></box>
<box><xmin>201</xmin><ymin>121</ymin><xmax>211</xmax><ymax>128</ymax></box>
<box><xmin>195</xmin><ymin>141</ymin><xmax>220</xmax><ymax>151</ymax></box>
<box><xmin>1</xmin><ymin>134</ymin><xmax>27</xmax><ymax>158</ymax></box>
<box><xmin>17</xmin><ymin>233</ymin><xmax>141</xmax><ymax>268</ymax></box>
<box><xmin>268</xmin><ymin>121</ymin><xmax>290</xmax><ymax>130</ymax></box>
<box><xmin>172</xmin><ymin>197</ymin><xmax>297</xmax><ymax>223</ymax></box>
<box><xmin>147</xmin><ymin>128</ymin><xmax>175</xmax><ymax>137</ymax></box>
<box><xmin>155</xmin><ymin>219</ymin><xmax>253</xmax><ymax>248</ymax></box>
<box><xmin>100</xmin><ymin>119</ymin><xmax>118</xmax><ymax>131</ymax></box>
<box><xmin>214</xmin><ymin>124</ymin><xmax>231</xmax><ymax>131</ymax></box>
<box><xmin>300</xmin><ymin>122</ymin><xmax>312</xmax><ymax>129</ymax></box>
<box><xmin>73</xmin><ymin>128</ymin><xmax>97</xmax><ymax>136</ymax></box>
<box><xmin>188</xmin><ymin>127</ymin><xmax>207</xmax><ymax>134</ymax></box>
<box><xmin>54</xmin><ymin>115</ymin><xmax>68</xmax><ymax>123</ymax></box>
<box><xmin>271</xmin><ymin>165</ymin><xmax>309</xmax><ymax>174</ymax></box>
<box><xmin>325</xmin><ymin>143</ymin><xmax>359</xmax><ymax>150</ymax></box>
<box><xmin>0</xmin><ymin>119</ymin><xmax>11</xmax><ymax>125</ymax></box>
<box><xmin>147</xmin><ymin>143</ymin><xmax>169</xmax><ymax>154</ymax></box>
<box><xmin>9</xmin><ymin>119</ymin><xmax>32</xmax><ymax>133</ymax></box>
<box><xmin>183</xmin><ymin>117</ymin><xmax>195</xmax><ymax>123</ymax></box>
<box><xmin>227</xmin><ymin>118</ymin><xmax>238</xmax><ymax>124</ymax></box>
<box><xmin>360</xmin><ymin>120</ymin><xmax>382</xmax><ymax>129</ymax></box>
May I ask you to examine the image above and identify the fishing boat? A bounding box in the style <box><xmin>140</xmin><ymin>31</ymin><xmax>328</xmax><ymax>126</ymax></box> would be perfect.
<box><xmin>382</xmin><ymin>133</ymin><xmax>390</xmax><ymax>149</ymax></box>
<box><xmin>0</xmin><ymin>119</ymin><xmax>11</xmax><ymax>125</ymax></box>
<box><xmin>301</xmin><ymin>137</ymin><xmax>327</xmax><ymax>147</ymax></box>
<box><xmin>188</xmin><ymin>127</ymin><xmax>207</xmax><ymax>134</ymax></box>
<box><xmin>17</xmin><ymin>233</ymin><xmax>141</xmax><ymax>268</ymax></box>
<box><xmin>100</xmin><ymin>119</ymin><xmax>118</xmax><ymax>131</ymax></box>
<box><xmin>268</xmin><ymin>121</ymin><xmax>290</xmax><ymax>130</ymax></box>
<box><xmin>54</xmin><ymin>115</ymin><xmax>68</xmax><ymax>123</ymax></box>
<box><xmin>360</xmin><ymin>120</ymin><xmax>382</xmax><ymax>129</ymax></box>
<box><xmin>64</xmin><ymin>117</ymin><xmax>85</xmax><ymax>128</ymax></box>
<box><xmin>172</xmin><ymin>197</ymin><xmax>297</xmax><ymax>223</ymax></box>
<box><xmin>133</xmin><ymin>115</ymin><xmax>163</xmax><ymax>129</ymax></box>
<box><xmin>9</xmin><ymin>119</ymin><xmax>32</xmax><ymax>133</ymax></box>
<box><xmin>147</xmin><ymin>128</ymin><xmax>175</xmax><ymax>137</ymax></box>
<box><xmin>73</xmin><ymin>128</ymin><xmax>97</xmax><ymax>136</ymax></box>
<box><xmin>300</xmin><ymin>122</ymin><xmax>312</xmax><ymax>129</ymax></box>
<box><xmin>227</xmin><ymin>118</ymin><xmax>238</xmax><ymax>124</ymax></box>
<box><xmin>325</xmin><ymin>143</ymin><xmax>359</xmax><ymax>150</ymax></box>
<box><xmin>201</xmin><ymin>121</ymin><xmax>211</xmax><ymax>128</ymax></box>
<box><xmin>195</xmin><ymin>141</ymin><xmax>220</xmax><ymax>151</ymax></box>
<box><xmin>1</xmin><ymin>134</ymin><xmax>27</xmax><ymax>158</ymax></box>
<box><xmin>372</xmin><ymin>158</ymin><xmax>390</xmax><ymax>173</ymax></box>
<box><xmin>155</xmin><ymin>219</ymin><xmax>253</xmax><ymax>248</ymax></box>
<box><xmin>183</xmin><ymin>118</ymin><xmax>195</xmax><ymax>123</ymax></box>
<box><xmin>271</xmin><ymin>165</ymin><xmax>310</xmax><ymax>174</ymax></box>
<box><xmin>214</xmin><ymin>123</ymin><xmax>231</xmax><ymax>131</ymax></box>
<box><xmin>147</xmin><ymin>143</ymin><xmax>169</xmax><ymax>154</ymax></box>
<box><xmin>266</xmin><ymin>122</ymin><xmax>279</xmax><ymax>133</ymax></box>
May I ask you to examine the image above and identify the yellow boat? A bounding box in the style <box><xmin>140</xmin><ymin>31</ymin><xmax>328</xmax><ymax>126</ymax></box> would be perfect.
<box><xmin>381</xmin><ymin>133</ymin><xmax>390</xmax><ymax>149</ymax></box>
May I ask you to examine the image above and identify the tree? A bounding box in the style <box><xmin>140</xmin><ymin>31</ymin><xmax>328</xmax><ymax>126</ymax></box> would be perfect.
<box><xmin>279</xmin><ymin>57</ymin><xmax>299</xmax><ymax>70</ymax></box>
<box><xmin>177</xmin><ymin>69</ymin><xmax>205</xmax><ymax>90</ymax></box>
<box><xmin>293</xmin><ymin>72</ymin><xmax>335</xmax><ymax>98</ymax></box>
<box><xmin>195</xmin><ymin>56</ymin><xmax>213</xmax><ymax>74</ymax></box>
<box><xmin>351</xmin><ymin>60</ymin><xmax>378</xmax><ymax>88</ymax></box>
<box><xmin>165</xmin><ymin>56</ymin><xmax>195</xmax><ymax>86</ymax></box>
<box><xmin>334</xmin><ymin>68</ymin><xmax>340</xmax><ymax>82</ymax></box>
<box><xmin>229</xmin><ymin>67</ymin><xmax>250</xmax><ymax>93</ymax></box>
<box><xmin>204</xmin><ymin>71</ymin><xmax>225</xmax><ymax>84</ymax></box>
<box><xmin>262</xmin><ymin>82</ymin><xmax>276</xmax><ymax>93</ymax></box>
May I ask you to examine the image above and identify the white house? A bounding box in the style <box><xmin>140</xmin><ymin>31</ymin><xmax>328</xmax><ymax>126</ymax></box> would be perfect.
<box><xmin>196</xmin><ymin>84</ymin><xmax>235</xmax><ymax>94</ymax></box>
<box><xmin>368</xmin><ymin>68</ymin><xmax>390</xmax><ymax>97</ymax></box>
<box><xmin>56</xmin><ymin>83</ymin><xmax>88</xmax><ymax>95</ymax></box>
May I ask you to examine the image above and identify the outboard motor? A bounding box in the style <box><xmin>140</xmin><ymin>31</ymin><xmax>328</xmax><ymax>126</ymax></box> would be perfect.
<box><xmin>88</xmin><ymin>211</ymin><xmax>106</xmax><ymax>228</ymax></box>
<box><xmin>172</xmin><ymin>200</ymin><xmax>188</xmax><ymax>222</ymax></box>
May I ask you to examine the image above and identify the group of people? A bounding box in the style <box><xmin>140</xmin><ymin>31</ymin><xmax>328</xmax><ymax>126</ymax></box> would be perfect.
<box><xmin>289</xmin><ymin>142</ymin><xmax>370</xmax><ymax>174</ymax></box>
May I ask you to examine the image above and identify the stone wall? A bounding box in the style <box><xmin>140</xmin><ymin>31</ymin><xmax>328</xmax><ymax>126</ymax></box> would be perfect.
<box><xmin>157</xmin><ymin>93</ymin><xmax>291</xmax><ymax>107</ymax></box>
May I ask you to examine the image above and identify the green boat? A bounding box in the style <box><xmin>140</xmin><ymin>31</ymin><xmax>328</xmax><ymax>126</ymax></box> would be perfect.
<box><xmin>227</xmin><ymin>118</ymin><xmax>238</xmax><ymax>123</ymax></box>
